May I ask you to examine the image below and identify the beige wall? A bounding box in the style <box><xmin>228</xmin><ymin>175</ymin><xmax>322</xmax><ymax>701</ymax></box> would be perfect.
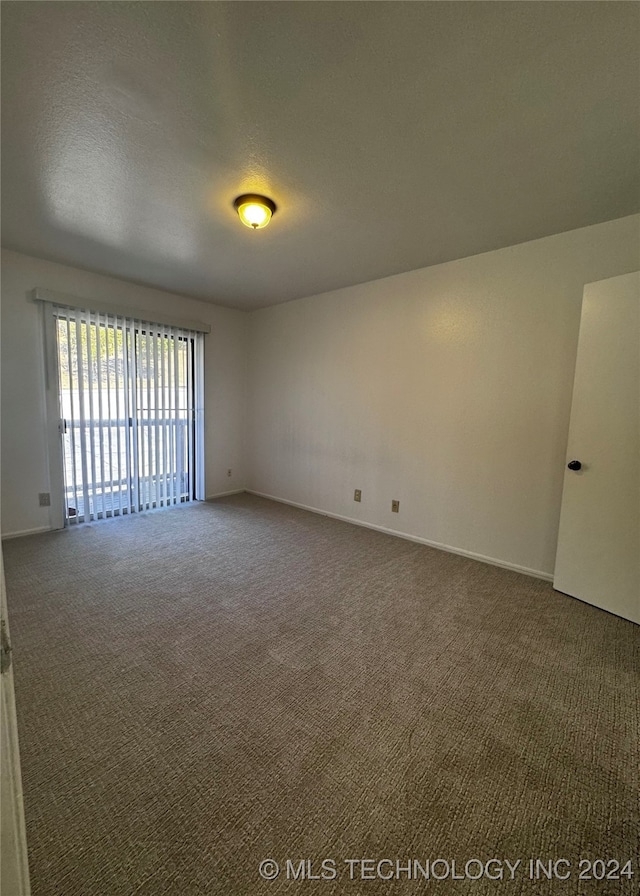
<box><xmin>1</xmin><ymin>249</ymin><xmax>248</xmax><ymax>537</ymax></box>
<box><xmin>247</xmin><ymin>215</ymin><xmax>640</xmax><ymax>578</ymax></box>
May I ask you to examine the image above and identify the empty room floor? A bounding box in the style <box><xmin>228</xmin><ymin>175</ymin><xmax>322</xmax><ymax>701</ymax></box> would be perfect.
<box><xmin>3</xmin><ymin>494</ymin><xmax>638</xmax><ymax>895</ymax></box>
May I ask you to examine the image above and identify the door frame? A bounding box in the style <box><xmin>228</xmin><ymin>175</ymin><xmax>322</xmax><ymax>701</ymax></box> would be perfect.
<box><xmin>1</xmin><ymin>546</ymin><xmax>32</xmax><ymax>895</ymax></box>
<box><xmin>42</xmin><ymin>301</ymin><xmax>66</xmax><ymax>531</ymax></box>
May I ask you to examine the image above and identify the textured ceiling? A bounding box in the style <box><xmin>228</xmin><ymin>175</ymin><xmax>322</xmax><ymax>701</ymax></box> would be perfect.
<box><xmin>2</xmin><ymin>2</ymin><xmax>639</xmax><ymax>310</ymax></box>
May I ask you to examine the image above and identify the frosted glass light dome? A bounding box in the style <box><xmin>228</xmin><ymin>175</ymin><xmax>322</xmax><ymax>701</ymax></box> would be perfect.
<box><xmin>233</xmin><ymin>194</ymin><xmax>276</xmax><ymax>230</ymax></box>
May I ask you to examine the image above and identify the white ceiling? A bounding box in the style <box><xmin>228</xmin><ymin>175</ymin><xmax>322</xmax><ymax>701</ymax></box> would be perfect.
<box><xmin>2</xmin><ymin>2</ymin><xmax>639</xmax><ymax>311</ymax></box>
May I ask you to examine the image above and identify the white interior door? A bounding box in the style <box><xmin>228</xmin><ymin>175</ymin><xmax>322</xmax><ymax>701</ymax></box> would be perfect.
<box><xmin>554</xmin><ymin>271</ymin><xmax>639</xmax><ymax>624</ymax></box>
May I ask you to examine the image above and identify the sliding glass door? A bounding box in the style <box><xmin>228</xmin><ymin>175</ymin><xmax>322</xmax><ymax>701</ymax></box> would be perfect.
<box><xmin>53</xmin><ymin>306</ymin><xmax>203</xmax><ymax>524</ymax></box>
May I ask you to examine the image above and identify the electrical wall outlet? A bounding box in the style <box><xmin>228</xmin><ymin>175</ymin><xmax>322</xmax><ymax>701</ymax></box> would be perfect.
<box><xmin>354</xmin><ymin>489</ymin><xmax>362</xmax><ymax>502</ymax></box>
<box><xmin>39</xmin><ymin>492</ymin><xmax>51</xmax><ymax>507</ymax></box>
<box><xmin>227</xmin><ymin>469</ymin><xmax>232</xmax><ymax>477</ymax></box>
<box><xmin>391</xmin><ymin>499</ymin><xmax>400</xmax><ymax>513</ymax></box>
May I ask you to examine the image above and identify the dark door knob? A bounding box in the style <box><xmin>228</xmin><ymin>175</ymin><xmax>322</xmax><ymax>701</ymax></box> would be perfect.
<box><xmin>567</xmin><ymin>460</ymin><xmax>582</xmax><ymax>471</ymax></box>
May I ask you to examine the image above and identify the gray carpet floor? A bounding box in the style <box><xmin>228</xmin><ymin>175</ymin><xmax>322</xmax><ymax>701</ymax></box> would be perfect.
<box><xmin>3</xmin><ymin>493</ymin><xmax>639</xmax><ymax>895</ymax></box>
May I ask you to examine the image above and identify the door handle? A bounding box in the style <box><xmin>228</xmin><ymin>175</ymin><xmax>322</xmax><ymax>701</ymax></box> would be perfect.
<box><xmin>567</xmin><ymin>460</ymin><xmax>582</xmax><ymax>471</ymax></box>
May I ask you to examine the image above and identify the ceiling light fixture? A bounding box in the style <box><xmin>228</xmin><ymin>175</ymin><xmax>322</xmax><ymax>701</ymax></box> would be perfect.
<box><xmin>233</xmin><ymin>194</ymin><xmax>276</xmax><ymax>230</ymax></box>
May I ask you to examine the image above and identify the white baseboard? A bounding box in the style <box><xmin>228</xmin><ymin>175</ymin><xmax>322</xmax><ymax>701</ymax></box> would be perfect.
<box><xmin>205</xmin><ymin>489</ymin><xmax>246</xmax><ymax>501</ymax></box>
<box><xmin>1</xmin><ymin>525</ymin><xmax>53</xmax><ymax>541</ymax></box>
<box><xmin>2</xmin><ymin>495</ymin><xmax>246</xmax><ymax>537</ymax></box>
<box><xmin>2</xmin><ymin>494</ymin><xmax>554</xmax><ymax>581</ymax></box>
<box><xmin>245</xmin><ymin>490</ymin><xmax>553</xmax><ymax>582</ymax></box>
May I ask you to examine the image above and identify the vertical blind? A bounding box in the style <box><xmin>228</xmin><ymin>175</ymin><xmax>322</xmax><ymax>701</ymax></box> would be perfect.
<box><xmin>52</xmin><ymin>305</ymin><xmax>204</xmax><ymax>523</ymax></box>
